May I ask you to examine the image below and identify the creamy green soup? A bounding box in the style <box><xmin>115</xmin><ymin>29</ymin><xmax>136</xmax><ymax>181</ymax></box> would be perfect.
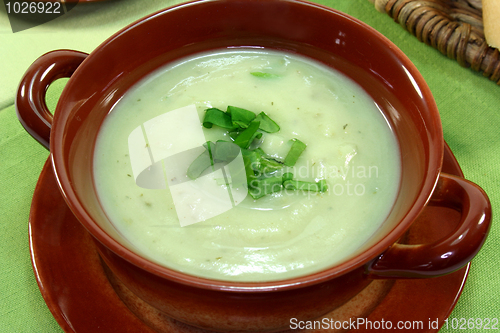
<box><xmin>93</xmin><ymin>49</ymin><xmax>400</xmax><ymax>282</ymax></box>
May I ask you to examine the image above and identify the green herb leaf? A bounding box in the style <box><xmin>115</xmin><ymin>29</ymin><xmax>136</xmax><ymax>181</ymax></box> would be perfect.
<box><xmin>188</xmin><ymin>105</ymin><xmax>321</xmax><ymax>200</ymax></box>
<box><xmin>255</xmin><ymin>112</ymin><xmax>280</xmax><ymax>133</ymax></box>
<box><xmin>212</xmin><ymin>140</ymin><xmax>240</xmax><ymax>163</ymax></box>
<box><xmin>233</xmin><ymin>121</ymin><xmax>261</xmax><ymax>149</ymax></box>
<box><xmin>241</xmin><ymin>148</ymin><xmax>282</xmax><ymax>178</ymax></box>
<box><xmin>284</xmin><ymin>139</ymin><xmax>306</xmax><ymax>166</ymax></box>
<box><xmin>241</xmin><ymin>149</ymin><xmax>260</xmax><ymax>184</ymax></box>
<box><xmin>250</xmin><ymin>72</ymin><xmax>281</xmax><ymax>79</ymax></box>
<box><xmin>187</xmin><ymin>142</ymin><xmax>215</xmax><ymax>180</ymax></box>
<box><xmin>187</xmin><ymin>141</ymin><xmax>242</xmax><ymax>180</ymax></box>
<box><xmin>283</xmin><ymin>179</ymin><xmax>328</xmax><ymax>193</ymax></box>
<box><xmin>227</xmin><ymin>106</ymin><xmax>256</xmax><ymax>129</ymax></box>
<box><xmin>282</xmin><ymin>172</ymin><xmax>294</xmax><ymax>182</ymax></box>
<box><xmin>228</xmin><ymin>130</ymin><xmax>241</xmax><ymax>141</ymax></box>
<box><xmin>248</xmin><ymin>176</ymin><xmax>284</xmax><ymax>199</ymax></box>
<box><xmin>258</xmin><ymin>157</ymin><xmax>283</xmax><ymax>176</ymax></box>
<box><xmin>203</xmin><ymin>108</ymin><xmax>235</xmax><ymax>129</ymax></box>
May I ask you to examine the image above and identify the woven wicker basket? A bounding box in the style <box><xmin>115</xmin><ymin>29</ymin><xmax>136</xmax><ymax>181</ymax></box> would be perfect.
<box><xmin>369</xmin><ymin>0</ymin><xmax>500</xmax><ymax>84</ymax></box>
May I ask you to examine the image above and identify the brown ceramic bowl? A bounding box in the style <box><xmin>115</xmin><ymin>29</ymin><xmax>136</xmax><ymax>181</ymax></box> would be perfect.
<box><xmin>16</xmin><ymin>0</ymin><xmax>491</xmax><ymax>331</ymax></box>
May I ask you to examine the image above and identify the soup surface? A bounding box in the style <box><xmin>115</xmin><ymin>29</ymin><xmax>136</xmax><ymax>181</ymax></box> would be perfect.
<box><xmin>93</xmin><ymin>49</ymin><xmax>400</xmax><ymax>282</ymax></box>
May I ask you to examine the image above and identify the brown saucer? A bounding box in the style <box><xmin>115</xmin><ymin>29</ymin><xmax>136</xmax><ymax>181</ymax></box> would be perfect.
<box><xmin>29</xmin><ymin>143</ymin><xmax>469</xmax><ymax>333</ymax></box>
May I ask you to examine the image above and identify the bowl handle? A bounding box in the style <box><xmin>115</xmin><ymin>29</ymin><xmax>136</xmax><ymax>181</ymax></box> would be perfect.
<box><xmin>16</xmin><ymin>50</ymin><xmax>88</xmax><ymax>150</ymax></box>
<box><xmin>366</xmin><ymin>172</ymin><xmax>491</xmax><ymax>278</ymax></box>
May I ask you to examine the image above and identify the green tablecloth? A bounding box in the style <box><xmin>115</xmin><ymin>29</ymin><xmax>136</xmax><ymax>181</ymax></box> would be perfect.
<box><xmin>0</xmin><ymin>0</ymin><xmax>498</xmax><ymax>331</ymax></box>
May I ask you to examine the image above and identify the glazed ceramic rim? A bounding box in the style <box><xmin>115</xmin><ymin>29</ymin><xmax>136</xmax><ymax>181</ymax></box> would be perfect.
<box><xmin>51</xmin><ymin>0</ymin><xmax>443</xmax><ymax>292</ymax></box>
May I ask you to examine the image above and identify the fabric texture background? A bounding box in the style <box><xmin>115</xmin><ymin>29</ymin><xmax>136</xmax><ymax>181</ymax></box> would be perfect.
<box><xmin>0</xmin><ymin>0</ymin><xmax>498</xmax><ymax>331</ymax></box>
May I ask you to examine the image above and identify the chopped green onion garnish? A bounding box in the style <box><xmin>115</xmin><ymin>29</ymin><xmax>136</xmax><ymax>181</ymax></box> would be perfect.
<box><xmin>186</xmin><ymin>142</ymin><xmax>214</xmax><ymax>180</ymax></box>
<box><xmin>243</xmin><ymin>147</ymin><xmax>282</xmax><ymax>177</ymax></box>
<box><xmin>228</xmin><ymin>130</ymin><xmax>241</xmax><ymax>141</ymax></box>
<box><xmin>250</xmin><ymin>72</ymin><xmax>281</xmax><ymax>79</ymax></box>
<box><xmin>283</xmin><ymin>179</ymin><xmax>328</xmax><ymax>193</ymax></box>
<box><xmin>233</xmin><ymin>121</ymin><xmax>261</xmax><ymax>149</ymax></box>
<box><xmin>188</xmin><ymin>105</ymin><xmax>327</xmax><ymax>200</ymax></box>
<box><xmin>227</xmin><ymin>106</ymin><xmax>256</xmax><ymax>129</ymax></box>
<box><xmin>242</xmin><ymin>149</ymin><xmax>260</xmax><ymax>184</ymax></box>
<box><xmin>203</xmin><ymin>108</ymin><xmax>234</xmax><ymax>129</ymax></box>
<box><xmin>282</xmin><ymin>172</ymin><xmax>294</xmax><ymax>182</ymax></box>
<box><xmin>284</xmin><ymin>139</ymin><xmax>306</xmax><ymax>166</ymax></box>
<box><xmin>212</xmin><ymin>140</ymin><xmax>240</xmax><ymax>163</ymax></box>
<box><xmin>255</xmin><ymin>112</ymin><xmax>280</xmax><ymax>133</ymax></box>
<box><xmin>259</xmin><ymin>156</ymin><xmax>283</xmax><ymax>176</ymax></box>
<box><xmin>248</xmin><ymin>176</ymin><xmax>284</xmax><ymax>199</ymax></box>
<box><xmin>248</xmin><ymin>131</ymin><xmax>263</xmax><ymax>148</ymax></box>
